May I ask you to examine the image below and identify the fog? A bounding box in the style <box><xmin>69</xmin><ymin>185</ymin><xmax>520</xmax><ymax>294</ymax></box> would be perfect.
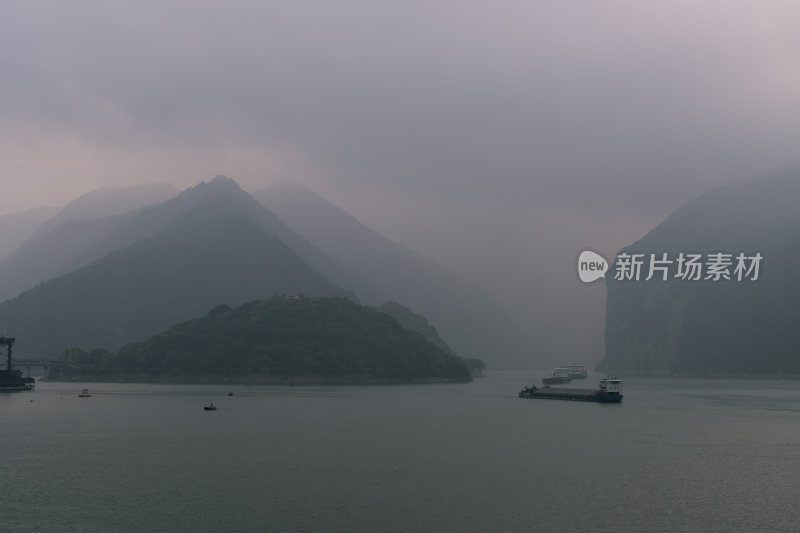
<box><xmin>2</xmin><ymin>0</ymin><xmax>800</xmax><ymax>366</ymax></box>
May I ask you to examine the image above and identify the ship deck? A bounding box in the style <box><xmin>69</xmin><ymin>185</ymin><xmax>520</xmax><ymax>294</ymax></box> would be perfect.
<box><xmin>534</xmin><ymin>387</ymin><xmax>597</xmax><ymax>396</ymax></box>
<box><xmin>521</xmin><ymin>387</ymin><xmax>601</xmax><ymax>401</ymax></box>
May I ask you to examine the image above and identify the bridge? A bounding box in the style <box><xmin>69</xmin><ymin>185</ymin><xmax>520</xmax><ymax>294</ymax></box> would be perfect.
<box><xmin>12</xmin><ymin>357</ymin><xmax>77</xmax><ymax>378</ymax></box>
<box><xmin>2</xmin><ymin>337</ymin><xmax>77</xmax><ymax>378</ymax></box>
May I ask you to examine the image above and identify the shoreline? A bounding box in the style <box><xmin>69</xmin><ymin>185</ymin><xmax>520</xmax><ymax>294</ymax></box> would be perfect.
<box><xmin>42</xmin><ymin>374</ymin><xmax>474</xmax><ymax>386</ymax></box>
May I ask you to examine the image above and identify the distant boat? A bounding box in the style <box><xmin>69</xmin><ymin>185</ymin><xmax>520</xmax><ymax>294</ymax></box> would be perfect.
<box><xmin>78</xmin><ymin>388</ymin><xmax>91</xmax><ymax>397</ymax></box>
<box><xmin>554</xmin><ymin>365</ymin><xmax>588</xmax><ymax>379</ymax></box>
<box><xmin>542</xmin><ymin>369</ymin><xmax>572</xmax><ymax>385</ymax></box>
<box><xmin>204</xmin><ymin>403</ymin><xmax>217</xmax><ymax>411</ymax></box>
<box><xmin>541</xmin><ymin>364</ymin><xmax>588</xmax><ymax>384</ymax></box>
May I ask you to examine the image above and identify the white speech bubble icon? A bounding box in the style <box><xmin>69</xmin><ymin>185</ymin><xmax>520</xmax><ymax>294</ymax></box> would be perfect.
<box><xmin>577</xmin><ymin>250</ymin><xmax>609</xmax><ymax>283</ymax></box>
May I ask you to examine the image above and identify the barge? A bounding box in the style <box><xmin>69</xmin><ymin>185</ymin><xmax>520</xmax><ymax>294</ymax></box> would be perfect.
<box><xmin>519</xmin><ymin>377</ymin><xmax>622</xmax><ymax>403</ymax></box>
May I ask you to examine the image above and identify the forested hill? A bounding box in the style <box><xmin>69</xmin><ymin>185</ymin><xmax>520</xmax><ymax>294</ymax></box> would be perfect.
<box><xmin>377</xmin><ymin>301</ymin><xmax>455</xmax><ymax>355</ymax></box>
<box><xmin>56</xmin><ymin>296</ymin><xmax>473</xmax><ymax>383</ymax></box>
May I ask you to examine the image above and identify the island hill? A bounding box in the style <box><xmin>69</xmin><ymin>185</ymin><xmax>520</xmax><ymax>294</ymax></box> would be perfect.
<box><xmin>52</xmin><ymin>296</ymin><xmax>477</xmax><ymax>384</ymax></box>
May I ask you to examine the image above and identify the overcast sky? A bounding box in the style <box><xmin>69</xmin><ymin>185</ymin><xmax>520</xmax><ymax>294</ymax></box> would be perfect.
<box><xmin>2</xmin><ymin>1</ymin><xmax>800</xmax><ymax>365</ymax></box>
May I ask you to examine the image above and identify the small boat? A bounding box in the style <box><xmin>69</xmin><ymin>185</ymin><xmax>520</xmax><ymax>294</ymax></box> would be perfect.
<box><xmin>78</xmin><ymin>388</ymin><xmax>91</xmax><ymax>397</ymax></box>
<box><xmin>204</xmin><ymin>403</ymin><xmax>217</xmax><ymax>411</ymax></box>
<box><xmin>227</xmin><ymin>392</ymin><xmax>233</xmax><ymax>396</ymax></box>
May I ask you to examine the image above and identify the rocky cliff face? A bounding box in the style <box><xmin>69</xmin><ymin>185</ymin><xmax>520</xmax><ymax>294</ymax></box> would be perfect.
<box><xmin>599</xmin><ymin>167</ymin><xmax>800</xmax><ymax>376</ymax></box>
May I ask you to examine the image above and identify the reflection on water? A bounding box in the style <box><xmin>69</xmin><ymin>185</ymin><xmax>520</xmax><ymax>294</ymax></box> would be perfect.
<box><xmin>2</xmin><ymin>372</ymin><xmax>799</xmax><ymax>532</ymax></box>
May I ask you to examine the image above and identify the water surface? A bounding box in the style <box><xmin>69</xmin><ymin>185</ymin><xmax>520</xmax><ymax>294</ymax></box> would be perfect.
<box><xmin>2</xmin><ymin>372</ymin><xmax>799</xmax><ymax>532</ymax></box>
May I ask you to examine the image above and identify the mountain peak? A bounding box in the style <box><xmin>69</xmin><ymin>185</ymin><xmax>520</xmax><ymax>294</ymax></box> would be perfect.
<box><xmin>210</xmin><ymin>174</ymin><xmax>235</xmax><ymax>185</ymax></box>
<box><xmin>205</xmin><ymin>175</ymin><xmax>241</xmax><ymax>191</ymax></box>
<box><xmin>175</xmin><ymin>175</ymin><xmax>246</xmax><ymax>203</ymax></box>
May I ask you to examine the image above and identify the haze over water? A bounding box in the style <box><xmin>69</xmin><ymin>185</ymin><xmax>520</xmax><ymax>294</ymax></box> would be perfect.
<box><xmin>3</xmin><ymin>373</ymin><xmax>799</xmax><ymax>532</ymax></box>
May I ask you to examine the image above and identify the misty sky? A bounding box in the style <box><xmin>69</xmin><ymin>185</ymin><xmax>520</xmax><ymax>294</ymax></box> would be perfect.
<box><xmin>3</xmin><ymin>1</ymin><xmax>800</xmax><ymax>366</ymax></box>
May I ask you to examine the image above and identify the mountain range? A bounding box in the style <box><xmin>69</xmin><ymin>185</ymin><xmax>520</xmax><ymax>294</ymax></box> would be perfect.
<box><xmin>1</xmin><ymin>176</ymin><xmax>519</xmax><ymax>366</ymax></box>
<box><xmin>29</xmin><ymin>183</ymin><xmax>177</xmax><ymax>239</ymax></box>
<box><xmin>0</xmin><ymin>206</ymin><xmax>59</xmax><ymax>262</ymax></box>
<box><xmin>255</xmin><ymin>182</ymin><xmax>521</xmax><ymax>363</ymax></box>
<box><xmin>0</xmin><ymin>183</ymin><xmax>178</xmax><ymax>302</ymax></box>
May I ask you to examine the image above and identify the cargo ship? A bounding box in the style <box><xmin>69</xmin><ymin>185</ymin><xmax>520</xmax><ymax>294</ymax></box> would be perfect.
<box><xmin>0</xmin><ymin>336</ymin><xmax>35</xmax><ymax>391</ymax></box>
<box><xmin>519</xmin><ymin>377</ymin><xmax>622</xmax><ymax>403</ymax></box>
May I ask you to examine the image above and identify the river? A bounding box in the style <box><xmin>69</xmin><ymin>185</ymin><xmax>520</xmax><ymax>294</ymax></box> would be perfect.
<box><xmin>2</xmin><ymin>371</ymin><xmax>799</xmax><ymax>532</ymax></box>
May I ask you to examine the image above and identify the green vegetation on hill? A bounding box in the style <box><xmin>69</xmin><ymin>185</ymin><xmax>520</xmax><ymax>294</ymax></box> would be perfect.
<box><xmin>53</xmin><ymin>296</ymin><xmax>472</xmax><ymax>383</ymax></box>
<box><xmin>378</xmin><ymin>301</ymin><xmax>456</xmax><ymax>354</ymax></box>
<box><xmin>377</xmin><ymin>300</ymin><xmax>486</xmax><ymax>371</ymax></box>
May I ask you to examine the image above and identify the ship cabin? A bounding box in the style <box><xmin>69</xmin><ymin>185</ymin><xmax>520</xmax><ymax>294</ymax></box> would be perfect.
<box><xmin>599</xmin><ymin>377</ymin><xmax>622</xmax><ymax>395</ymax></box>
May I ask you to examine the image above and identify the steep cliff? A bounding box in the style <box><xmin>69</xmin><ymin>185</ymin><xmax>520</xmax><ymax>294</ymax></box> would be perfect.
<box><xmin>600</xmin><ymin>167</ymin><xmax>800</xmax><ymax>376</ymax></box>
